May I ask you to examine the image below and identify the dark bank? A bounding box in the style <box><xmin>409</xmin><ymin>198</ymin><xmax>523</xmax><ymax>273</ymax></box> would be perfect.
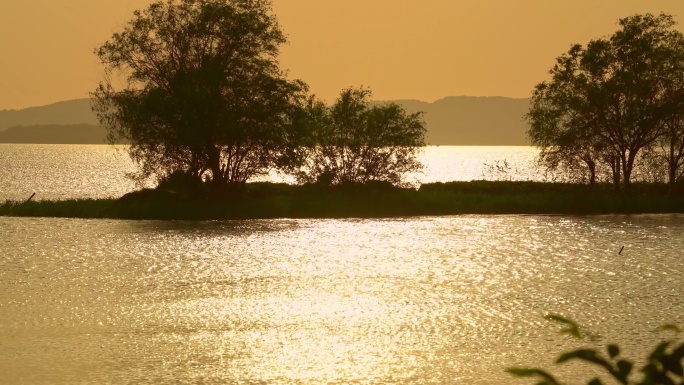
<box><xmin>3</xmin><ymin>180</ymin><xmax>684</xmax><ymax>220</ymax></box>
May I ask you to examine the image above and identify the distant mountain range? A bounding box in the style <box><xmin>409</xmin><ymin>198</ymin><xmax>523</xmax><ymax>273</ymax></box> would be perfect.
<box><xmin>0</xmin><ymin>99</ymin><xmax>106</xmax><ymax>144</ymax></box>
<box><xmin>384</xmin><ymin>96</ymin><xmax>530</xmax><ymax>145</ymax></box>
<box><xmin>0</xmin><ymin>97</ymin><xmax>530</xmax><ymax>145</ymax></box>
<box><xmin>0</xmin><ymin>124</ymin><xmax>109</xmax><ymax>144</ymax></box>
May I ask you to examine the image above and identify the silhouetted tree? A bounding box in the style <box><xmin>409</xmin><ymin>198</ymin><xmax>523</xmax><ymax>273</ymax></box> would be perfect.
<box><xmin>642</xmin><ymin>75</ymin><xmax>684</xmax><ymax>188</ymax></box>
<box><xmin>527</xmin><ymin>71</ymin><xmax>606</xmax><ymax>187</ymax></box>
<box><xmin>528</xmin><ymin>13</ymin><xmax>684</xmax><ymax>191</ymax></box>
<box><xmin>660</xmin><ymin>116</ymin><xmax>684</xmax><ymax>187</ymax></box>
<box><xmin>92</xmin><ymin>0</ymin><xmax>306</xmax><ymax>197</ymax></box>
<box><xmin>283</xmin><ymin>87</ymin><xmax>426</xmax><ymax>187</ymax></box>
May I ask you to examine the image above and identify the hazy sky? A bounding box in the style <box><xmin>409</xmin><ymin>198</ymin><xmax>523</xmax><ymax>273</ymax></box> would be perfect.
<box><xmin>2</xmin><ymin>0</ymin><xmax>684</xmax><ymax>110</ymax></box>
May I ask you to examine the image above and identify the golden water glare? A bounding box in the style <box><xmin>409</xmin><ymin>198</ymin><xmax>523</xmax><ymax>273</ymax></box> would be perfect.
<box><xmin>0</xmin><ymin>145</ymin><xmax>539</xmax><ymax>201</ymax></box>
<box><xmin>2</xmin><ymin>215</ymin><xmax>684</xmax><ymax>384</ymax></box>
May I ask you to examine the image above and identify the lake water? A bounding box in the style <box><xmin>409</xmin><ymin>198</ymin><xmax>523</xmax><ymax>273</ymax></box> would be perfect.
<box><xmin>0</xmin><ymin>144</ymin><xmax>541</xmax><ymax>201</ymax></box>
<box><xmin>1</xmin><ymin>144</ymin><xmax>683</xmax><ymax>384</ymax></box>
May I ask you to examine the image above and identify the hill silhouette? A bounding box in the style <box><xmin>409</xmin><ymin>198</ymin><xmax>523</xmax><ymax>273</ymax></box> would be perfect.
<box><xmin>0</xmin><ymin>99</ymin><xmax>97</xmax><ymax>130</ymax></box>
<box><xmin>0</xmin><ymin>124</ymin><xmax>108</xmax><ymax>144</ymax></box>
<box><xmin>382</xmin><ymin>96</ymin><xmax>530</xmax><ymax>145</ymax></box>
<box><xmin>0</xmin><ymin>97</ymin><xmax>530</xmax><ymax>145</ymax></box>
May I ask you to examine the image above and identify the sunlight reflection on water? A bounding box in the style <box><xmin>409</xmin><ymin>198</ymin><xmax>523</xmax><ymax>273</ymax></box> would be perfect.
<box><xmin>0</xmin><ymin>144</ymin><xmax>538</xmax><ymax>200</ymax></box>
<box><xmin>1</xmin><ymin>215</ymin><xmax>683</xmax><ymax>384</ymax></box>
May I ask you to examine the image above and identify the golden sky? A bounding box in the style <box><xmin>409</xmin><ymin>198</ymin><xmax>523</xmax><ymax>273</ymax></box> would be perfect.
<box><xmin>2</xmin><ymin>0</ymin><xmax>684</xmax><ymax>110</ymax></box>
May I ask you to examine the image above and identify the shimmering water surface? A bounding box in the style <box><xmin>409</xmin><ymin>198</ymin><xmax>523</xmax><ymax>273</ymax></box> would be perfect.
<box><xmin>1</xmin><ymin>145</ymin><xmax>683</xmax><ymax>384</ymax></box>
<box><xmin>0</xmin><ymin>144</ymin><xmax>539</xmax><ymax>201</ymax></box>
<box><xmin>0</xmin><ymin>144</ymin><xmax>140</xmax><ymax>201</ymax></box>
<box><xmin>2</xmin><ymin>215</ymin><xmax>684</xmax><ymax>384</ymax></box>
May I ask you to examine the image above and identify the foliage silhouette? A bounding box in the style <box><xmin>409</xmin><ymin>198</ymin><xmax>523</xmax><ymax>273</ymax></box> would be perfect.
<box><xmin>92</xmin><ymin>0</ymin><xmax>307</xmax><ymax>198</ymax></box>
<box><xmin>282</xmin><ymin>87</ymin><xmax>426</xmax><ymax>187</ymax></box>
<box><xmin>527</xmin><ymin>13</ymin><xmax>684</xmax><ymax>192</ymax></box>
<box><xmin>509</xmin><ymin>314</ymin><xmax>684</xmax><ymax>385</ymax></box>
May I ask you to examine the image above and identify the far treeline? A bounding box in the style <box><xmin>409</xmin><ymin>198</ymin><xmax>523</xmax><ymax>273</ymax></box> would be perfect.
<box><xmin>92</xmin><ymin>0</ymin><xmax>684</xmax><ymax>201</ymax></box>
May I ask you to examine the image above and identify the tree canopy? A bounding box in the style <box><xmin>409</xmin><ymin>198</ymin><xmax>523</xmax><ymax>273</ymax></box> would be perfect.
<box><xmin>92</xmin><ymin>0</ymin><xmax>307</xmax><ymax>197</ymax></box>
<box><xmin>282</xmin><ymin>87</ymin><xmax>426</xmax><ymax>187</ymax></box>
<box><xmin>527</xmin><ymin>13</ymin><xmax>684</xmax><ymax>190</ymax></box>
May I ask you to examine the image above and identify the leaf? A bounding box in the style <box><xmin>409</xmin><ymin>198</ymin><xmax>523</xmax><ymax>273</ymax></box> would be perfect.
<box><xmin>608</xmin><ymin>344</ymin><xmax>620</xmax><ymax>359</ymax></box>
<box><xmin>545</xmin><ymin>314</ymin><xmax>583</xmax><ymax>340</ymax></box>
<box><xmin>649</xmin><ymin>341</ymin><xmax>671</xmax><ymax>360</ymax></box>
<box><xmin>659</xmin><ymin>324</ymin><xmax>682</xmax><ymax>333</ymax></box>
<box><xmin>666</xmin><ymin>360</ymin><xmax>683</xmax><ymax>377</ymax></box>
<box><xmin>655</xmin><ymin>345</ymin><xmax>684</xmax><ymax>377</ymax></box>
<box><xmin>616</xmin><ymin>360</ymin><xmax>633</xmax><ymax>383</ymax></box>
<box><xmin>557</xmin><ymin>349</ymin><xmax>613</xmax><ymax>374</ymax></box>
<box><xmin>557</xmin><ymin>349</ymin><xmax>598</xmax><ymax>363</ymax></box>
<box><xmin>670</xmin><ymin>342</ymin><xmax>684</xmax><ymax>361</ymax></box>
<box><xmin>506</xmin><ymin>368</ymin><xmax>543</xmax><ymax>377</ymax></box>
<box><xmin>652</xmin><ymin>372</ymin><xmax>676</xmax><ymax>385</ymax></box>
<box><xmin>506</xmin><ymin>368</ymin><xmax>561</xmax><ymax>384</ymax></box>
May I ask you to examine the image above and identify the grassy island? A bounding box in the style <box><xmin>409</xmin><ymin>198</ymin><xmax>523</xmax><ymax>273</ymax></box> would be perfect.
<box><xmin>2</xmin><ymin>181</ymin><xmax>684</xmax><ymax>220</ymax></box>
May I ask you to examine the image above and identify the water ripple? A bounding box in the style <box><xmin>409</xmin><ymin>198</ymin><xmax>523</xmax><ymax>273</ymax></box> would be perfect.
<box><xmin>1</xmin><ymin>215</ymin><xmax>683</xmax><ymax>384</ymax></box>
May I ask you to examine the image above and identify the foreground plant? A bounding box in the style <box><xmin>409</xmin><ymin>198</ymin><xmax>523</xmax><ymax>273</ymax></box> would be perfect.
<box><xmin>508</xmin><ymin>315</ymin><xmax>684</xmax><ymax>385</ymax></box>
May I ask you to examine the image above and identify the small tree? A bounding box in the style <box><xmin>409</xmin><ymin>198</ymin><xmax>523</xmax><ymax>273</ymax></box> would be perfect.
<box><xmin>92</xmin><ymin>0</ymin><xmax>306</xmax><ymax>197</ymax></box>
<box><xmin>284</xmin><ymin>88</ymin><xmax>426</xmax><ymax>187</ymax></box>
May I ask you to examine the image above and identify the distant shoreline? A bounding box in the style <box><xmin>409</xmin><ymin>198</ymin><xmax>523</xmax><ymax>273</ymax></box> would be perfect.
<box><xmin>1</xmin><ymin>181</ymin><xmax>683</xmax><ymax>220</ymax></box>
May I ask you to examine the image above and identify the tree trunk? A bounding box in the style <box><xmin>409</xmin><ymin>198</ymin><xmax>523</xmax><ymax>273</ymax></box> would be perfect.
<box><xmin>622</xmin><ymin>150</ymin><xmax>637</xmax><ymax>192</ymax></box>
<box><xmin>585</xmin><ymin>159</ymin><xmax>596</xmax><ymax>191</ymax></box>
<box><xmin>611</xmin><ymin>156</ymin><xmax>621</xmax><ymax>192</ymax></box>
<box><xmin>669</xmin><ymin>141</ymin><xmax>677</xmax><ymax>187</ymax></box>
<box><xmin>207</xmin><ymin>148</ymin><xmax>226</xmax><ymax>199</ymax></box>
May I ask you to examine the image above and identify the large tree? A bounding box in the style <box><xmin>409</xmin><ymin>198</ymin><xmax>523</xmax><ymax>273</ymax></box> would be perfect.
<box><xmin>642</xmin><ymin>72</ymin><xmax>684</xmax><ymax>188</ymax></box>
<box><xmin>528</xmin><ymin>13</ymin><xmax>684</xmax><ymax>191</ymax></box>
<box><xmin>283</xmin><ymin>87</ymin><xmax>426</xmax><ymax>187</ymax></box>
<box><xmin>92</xmin><ymin>0</ymin><xmax>306</xmax><ymax>197</ymax></box>
<box><xmin>527</xmin><ymin>58</ymin><xmax>607</xmax><ymax>187</ymax></box>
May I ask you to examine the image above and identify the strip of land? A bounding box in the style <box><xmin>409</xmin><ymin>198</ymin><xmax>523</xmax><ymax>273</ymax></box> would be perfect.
<box><xmin>1</xmin><ymin>181</ymin><xmax>684</xmax><ymax>220</ymax></box>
